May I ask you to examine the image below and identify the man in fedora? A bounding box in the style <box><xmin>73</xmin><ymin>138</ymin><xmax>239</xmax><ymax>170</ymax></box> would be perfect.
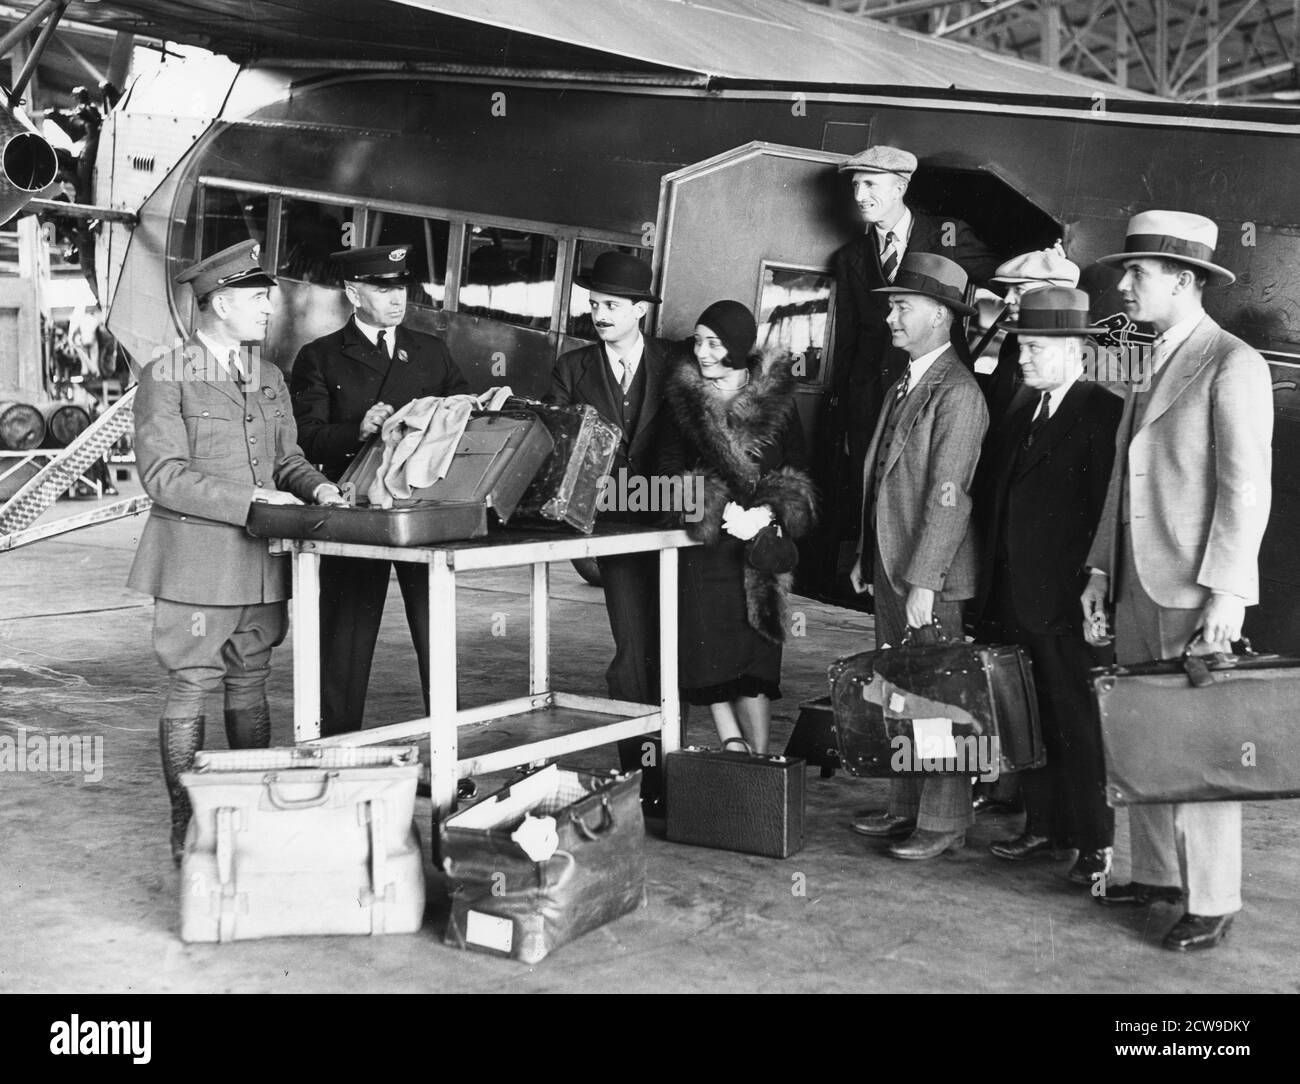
<box><xmin>1082</xmin><ymin>210</ymin><xmax>1273</xmax><ymax>950</ymax></box>
<box><xmin>290</xmin><ymin>244</ymin><xmax>468</xmax><ymax>736</ymax></box>
<box><xmin>827</xmin><ymin>146</ymin><xmax>998</xmax><ymax>581</ymax></box>
<box><xmin>971</xmin><ymin>287</ymin><xmax>1122</xmax><ymax>886</ymax></box>
<box><xmin>847</xmin><ymin>252</ymin><xmax>989</xmax><ymax>860</ymax></box>
<box><xmin>129</xmin><ymin>240</ymin><xmax>345</xmax><ymax>861</ymax></box>
<box><xmin>549</xmin><ymin>251</ymin><xmax>674</xmax><ymax>814</ymax></box>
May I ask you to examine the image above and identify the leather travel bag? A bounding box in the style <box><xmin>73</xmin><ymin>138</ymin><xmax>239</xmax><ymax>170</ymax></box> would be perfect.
<box><xmin>179</xmin><ymin>745</ymin><xmax>425</xmax><ymax>942</ymax></box>
<box><xmin>665</xmin><ymin>747</ymin><xmax>806</xmax><ymax>858</ymax></box>
<box><xmin>783</xmin><ymin>695</ymin><xmax>842</xmax><ymax>778</ymax></box>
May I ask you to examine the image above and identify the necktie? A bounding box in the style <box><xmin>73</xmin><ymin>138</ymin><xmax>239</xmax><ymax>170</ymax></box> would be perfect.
<box><xmin>620</xmin><ymin>360</ymin><xmax>634</xmax><ymax>395</ymax></box>
<box><xmin>880</xmin><ymin>230</ymin><xmax>899</xmax><ymax>283</ymax></box>
<box><xmin>1149</xmin><ymin>333</ymin><xmax>1168</xmax><ymax>378</ymax></box>
<box><xmin>1025</xmin><ymin>391</ymin><xmax>1050</xmax><ymax>448</ymax></box>
<box><xmin>228</xmin><ymin>349</ymin><xmax>248</xmax><ymax>383</ymax></box>
<box><xmin>895</xmin><ymin>362</ymin><xmax>912</xmax><ymax>404</ymax></box>
<box><xmin>377</xmin><ymin>330</ymin><xmax>388</xmax><ymax>357</ymax></box>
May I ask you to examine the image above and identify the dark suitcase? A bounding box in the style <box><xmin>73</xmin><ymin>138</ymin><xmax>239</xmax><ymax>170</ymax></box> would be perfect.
<box><xmin>665</xmin><ymin>747</ymin><xmax>805</xmax><ymax>858</ymax></box>
<box><xmin>441</xmin><ymin>764</ymin><xmax>646</xmax><ymax>963</ymax></box>
<box><xmin>1092</xmin><ymin>647</ymin><xmax>1300</xmax><ymax>805</ymax></box>
<box><xmin>828</xmin><ymin>636</ymin><xmax>1043</xmax><ymax>780</ymax></box>
<box><xmin>247</xmin><ymin>498</ymin><xmax>486</xmax><ymax>547</ymax></box>
<box><xmin>784</xmin><ymin>696</ymin><xmax>841</xmax><ymax>778</ymax></box>
<box><xmin>505</xmin><ymin>397</ymin><xmax>620</xmax><ymax>533</ymax></box>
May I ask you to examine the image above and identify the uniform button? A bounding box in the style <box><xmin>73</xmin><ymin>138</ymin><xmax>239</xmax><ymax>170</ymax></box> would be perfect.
<box><xmin>249</xmin><ymin>437</ymin><xmax>256</xmax><ymax>444</ymax></box>
<box><xmin>255</xmin><ymin>477</ymin><xmax>263</xmax><ymax>486</ymax></box>
<box><xmin>251</xmin><ymin>458</ymin><xmax>259</xmax><ymax>466</ymax></box>
<box><xmin>201</xmin><ymin>410</ymin><xmax>210</xmax><ymax>418</ymax></box>
<box><xmin>246</xmin><ymin>414</ymin><xmax>254</xmax><ymax>422</ymax></box>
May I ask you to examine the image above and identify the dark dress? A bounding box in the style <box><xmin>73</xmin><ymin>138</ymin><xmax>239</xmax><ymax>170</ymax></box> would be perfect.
<box><xmin>656</xmin><ymin>364</ymin><xmax>810</xmax><ymax>706</ymax></box>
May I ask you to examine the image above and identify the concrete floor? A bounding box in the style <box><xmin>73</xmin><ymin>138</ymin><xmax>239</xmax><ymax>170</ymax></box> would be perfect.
<box><xmin>1</xmin><ymin>481</ymin><xmax>1297</xmax><ymax>994</ymax></box>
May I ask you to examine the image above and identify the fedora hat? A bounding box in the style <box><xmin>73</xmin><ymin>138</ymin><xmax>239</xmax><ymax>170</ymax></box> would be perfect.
<box><xmin>872</xmin><ymin>252</ymin><xmax>976</xmax><ymax>317</ymax></box>
<box><xmin>999</xmin><ymin>286</ymin><xmax>1105</xmax><ymax>337</ymax></box>
<box><xmin>573</xmin><ymin>252</ymin><xmax>661</xmax><ymax>303</ymax></box>
<box><xmin>1097</xmin><ymin>210</ymin><xmax>1235</xmax><ymax>285</ymax></box>
<box><xmin>991</xmin><ymin>245</ymin><xmax>1080</xmax><ymax>288</ymax></box>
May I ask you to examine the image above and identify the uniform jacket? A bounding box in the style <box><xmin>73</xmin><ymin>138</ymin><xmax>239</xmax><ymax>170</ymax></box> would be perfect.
<box><xmin>858</xmin><ymin>347</ymin><xmax>989</xmax><ymax>601</ymax></box>
<box><xmin>657</xmin><ymin>349</ymin><xmax>818</xmax><ymax>643</ymax></box>
<box><xmin>290</xmin><ymin>317</ymin><xmax>468</xmax><ymax>481</ymax></box>
<box><xmin>1086</xmin><ymin>313</ymin><xmax>1273</xmax><ymax>608</ymax></box>
<box><xmin>831</xmin><ymin>210</ymin><xmax>1000</xmax><ymax>432</ymax></box>
<box><xmin>127</xmin><ymin>339</ymin><xmax>329</xmax><ymax>606</ymax></box>
<box><xmin>974</xmin><ymin>380</ymin><xmax>1122</xmax><ymax>633</ymax></box>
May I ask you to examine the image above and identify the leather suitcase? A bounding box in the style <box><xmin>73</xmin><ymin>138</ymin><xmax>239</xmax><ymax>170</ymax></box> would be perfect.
<box><xmin>441</xmin><ymin>765</ymin><xmax>646</xmax><ymax>964</ymax></box>
<box><xmin>665</xmin><ymin>747</ymin><xmax>805</xmax><ymax>858</ymax></box>
<box><xmin>247</xmin><ymin>498</ymin><xmax>486</xmax><ymax>546</ymax></box>
<box><xmin>784</xmin><ymin>696</ymin><xmax>842</xmax><ymax>778</ymax></box>
<box><xmin>1092</xmin><ymin>647</ymin><xmax>1300</xmax><ymax>805</ymax></box>
<box><xmin>506</xmin><ymin>397</ymin><xmax>620</xmax><ymax>533</ymax></box>
<box><xmin>179</xmin><ymin>745</ymin><xmax>425</xmax><ymax>942</ymax></box>
<box><xmin>828</xmin><ymin>637</ymin><xmax>1044</xmax><ymax>780</ymax></box>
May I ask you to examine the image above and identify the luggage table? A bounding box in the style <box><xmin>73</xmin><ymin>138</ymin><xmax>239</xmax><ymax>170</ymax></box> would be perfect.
<box><xmin>270</xmin><ymin>525</ymin><xmax>695</xmax><ymax>817</ymax></box>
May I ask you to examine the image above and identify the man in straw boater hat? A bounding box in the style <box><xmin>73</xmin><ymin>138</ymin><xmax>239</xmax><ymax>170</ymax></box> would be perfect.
<box><xmin>847</xmin><ymin>252</ymin><xmax>989</xmax><ymax>861</ymax></box>
<box><xmin>970</xmin><ymin>287</ymin><xmax>1122</xmax><ymax>886</ymax></box>
<box><xmin>548</xmin><ymin>251</ymin><xmax>675</xmax><ymax>816</ymax></box>
<box><xmin>1082</xmin><ymin>210</ymin><xmax>1273</xmax><ymax>950</ymax></box>
<box><xmin>129</xmin><ymin>240</ymin><xmax>346</xmax><ymax>862</ymax></box>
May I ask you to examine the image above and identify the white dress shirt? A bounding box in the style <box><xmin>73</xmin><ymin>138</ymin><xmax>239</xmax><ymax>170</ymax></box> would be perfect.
<box><xmin>875</xmin><ymin>206</ymin><xmax>913</xmax><ymax>266</ymax></box>
<box><xmin>1150</xmin><ymin>309</ymin><xmax>1204</xmax><ymax>376</ymax></box>
<box><xmin>605</xmin><ymin>333</ymin><xmax>645</xmax><ymax>388</ymax></box>
<box><xmin>196</xmin><ymin>331</ymin><xmax>248</xmax><ymax>380</ymax></box>
<box><xmin>901</xmin><ymin>340</ymin><xmax>947</xmax><ymax>395</ymax></box>
<box><xmin>353</xmin><ymin>315</ymin><xmax>397</xmax><ymax>357</ymax></box>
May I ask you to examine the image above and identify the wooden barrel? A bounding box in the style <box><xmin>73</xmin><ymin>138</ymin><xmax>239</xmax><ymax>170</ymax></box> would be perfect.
<box><xmin>0</xmin><ymin>401</ymin><xmax>45</xmax><ymax>450</ymax></box>
<box><xmin>41</xmin><ymin>403</ymin><xmax>92</xmax><ymax>448</ymax></box>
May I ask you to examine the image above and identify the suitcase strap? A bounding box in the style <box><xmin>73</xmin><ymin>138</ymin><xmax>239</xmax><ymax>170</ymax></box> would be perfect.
<box><xmin>359</xmin><ymin>800</ymin><xmax>393</xmax><ymax>936</ymax></box>
<box><xmin>214</xmin><ymin>807</ymin><xmax>245</xmax><ymax>943</ymax></box>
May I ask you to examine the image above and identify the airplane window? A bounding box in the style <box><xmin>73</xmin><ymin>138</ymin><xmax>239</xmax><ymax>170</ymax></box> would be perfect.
<box><xmin>201</xmin><ymin>188</ymin><xmax>268</xmax><ymax>264</ymax></box>
<box><xmin>279</xmin><ymin>198</ymin><xmax>354</xmax><ymax>285</ymax></box>
<box><xmin>756</xmin><ymin>263</ymin><xmax>834</xmax><ymax>386</ymax></box>
<box><xmin>459</xmin><ymin>225</ymin><xmax>557</xmax><ymax>331</ymax></box>
<box><xmin>367</xmin><ymin>210</ymin><xmax>450</xmax><ymax>309</ymax></box>
<box><xmin>567</xmin><ymin>239</ymin><xmax>652</xmax><ymax>339</ymax></box>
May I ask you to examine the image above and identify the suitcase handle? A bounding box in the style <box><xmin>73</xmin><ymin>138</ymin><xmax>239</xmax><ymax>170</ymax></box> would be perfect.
<box><xmin>902</xmin><ymin>619</ymin><xmax>945</xmax><ymax>646</ymax></box>
<box><xmin>263</xmin><ymin>771</ymin><xmax>338</xmax><ymax>809</ymax></box>
<box><xmin>569</xmin><ymin>795</ymin><xmax>615</xmax><ymax>841</ymax></box>
<box><xmin>1182</xmin><ymin>630</ymin><xmax>1254</xmax><ymax>687</ymax></box>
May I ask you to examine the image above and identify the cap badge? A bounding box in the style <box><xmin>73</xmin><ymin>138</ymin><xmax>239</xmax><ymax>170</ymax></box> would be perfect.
<box><xmin>251</xmin><ymin>243</ymin><xmax>260</xmax><ymax>260</ymax></box>
<box><xmin>390</xmin><ymin>248</ymin><xmax>407</xmax><ymax>262</ymax></box>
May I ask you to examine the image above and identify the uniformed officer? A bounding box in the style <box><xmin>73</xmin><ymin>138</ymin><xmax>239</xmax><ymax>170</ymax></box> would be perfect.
<box><xmin>128</xmin><ymin>239</ymin><xmax>345</xmax><ymax>863</ymax></box>
<box><xmin>290</xmin><ymin>244</ymin><xmax>468</xmax><ymax>736</ymax></box>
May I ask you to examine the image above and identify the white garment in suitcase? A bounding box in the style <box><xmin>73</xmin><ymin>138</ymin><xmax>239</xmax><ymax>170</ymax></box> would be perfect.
<box><xmin>179</xmin><ymin>746</ymin><xmax>425</xmax><ymax>942</ymax></box>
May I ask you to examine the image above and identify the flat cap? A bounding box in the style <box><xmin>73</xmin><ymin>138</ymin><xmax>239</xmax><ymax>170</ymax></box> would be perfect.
<box><xmin>992</xmin><ymin>245</ymin><xmax>1080</xmax><ymax>287</ymax></box>
<box><xmin>175</xmin><ymin>239</ymin><xmax>276</xmax><ymax>297</ymax></box>
<box><xmin>331</xmin><ymin>244</ymin><xmax>414</xmax><ymax>284</ymax></box>
<box><xmin>838</xmin><ymin>145</ymin><xmax>917</xmax><ymax>178</ymax></box>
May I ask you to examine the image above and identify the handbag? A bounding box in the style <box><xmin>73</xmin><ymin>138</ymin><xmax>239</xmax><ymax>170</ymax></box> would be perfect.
<box><xmin>745</xmin><ymin>522</ymin><xmax>798</xmax><ymax>573</ymax></box>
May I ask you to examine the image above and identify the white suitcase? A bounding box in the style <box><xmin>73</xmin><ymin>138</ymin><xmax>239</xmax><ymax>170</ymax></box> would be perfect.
<box><xmin>179</xmin><ymin>746</ymin><xmax>425</xmax><ymax>942</ymax></box>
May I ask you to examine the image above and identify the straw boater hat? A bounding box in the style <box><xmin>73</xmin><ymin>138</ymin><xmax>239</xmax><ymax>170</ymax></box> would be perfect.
<box><xmin>1096</xmin><ymin>210</ymin><xmax>1235</xmax><ymax>286</ymax></box>
<box><xmin>998</xmin><ymin>286</ymin><xmax>1106</xmax><ymax>337</ymax></box>
<box><xmin>991</xmin><ymin>245</ymin><xmax>1080</xmax><ymax>288</ymax></box>
<box><xmin>871</xmin><ymin>252</ymin><xmax>977</xmax><ymax>317</ymax></box>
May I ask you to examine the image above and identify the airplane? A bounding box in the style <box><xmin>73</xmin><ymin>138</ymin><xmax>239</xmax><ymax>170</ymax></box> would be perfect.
<box><xmin>4</xmin><ymin>0</ymin><xmax>1299</xmax><ymax>650</ymax></box>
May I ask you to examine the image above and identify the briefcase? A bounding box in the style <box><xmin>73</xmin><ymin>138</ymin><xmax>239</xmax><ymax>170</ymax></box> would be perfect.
<box><xmin>506</xmin><ymin>397</ymin><xmax>620</xmax><ymax>533</ymax></box>
<box><xmin>828</xmin><ymin>633</ymin><xmax>1043</xmax><ymax>780</ymax></box>
<box><xmin>178</xmin><ymin>745</ymin><xmax>425</xmax><ymax>942</ymax></box>
<box><xmin>784</xmin><ymin>696</ymin><xmax>842</xmax><ymax>778</ymax></box>
<box><xmin>441</xmin><ymin>764</ymin><xmax>646</xmax><ymax>964</ymax></box>
<box><xmin>1092</xmin><ymin>644</ymin><xmax>1300</xmax><ymax>805</ymax></box>
<box><xmin>665</xmin><ymin>747</ymin><xmax>805</xmax><ymax>858</ymax></box>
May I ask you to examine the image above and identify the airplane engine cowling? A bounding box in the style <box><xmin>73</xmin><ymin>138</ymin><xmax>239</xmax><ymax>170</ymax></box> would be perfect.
<box><xmin>0</xmin><ymin>105</ymin><xmax>58</xmax><ymax>223</ymax></box>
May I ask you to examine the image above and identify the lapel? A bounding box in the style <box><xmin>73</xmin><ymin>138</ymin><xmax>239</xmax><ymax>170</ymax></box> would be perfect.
<box><xmin>340</xmin><ymin>316</ymin><xmax>392</xmax><ymax>378</ymax></box>
<box><xmin>632</xmin><ymin>337</ymin><xmax>668</xmax><ymax>442</ymax></box>
<box><xmin>578</xmin><ymin>343</ymin><xmax>622</xmax><ymax>429</ymax></box>
<box><xmin>184</xmin><ymin>337</ymin><xmax>249</xmax><ymax>409</ymax></box>
<box><xmin>1013</xmin><ymin>380</ymin><xmax>1088</xmax><ymax>479</ymax></box>
<box><xmin>1136</xmin><ymin>314</ymin><xmax>1219</xmax><ymax>432</ymax></box>
<box><xmin>883</xmin><ymin>347</ymin><xmax>955</xmax><ymax>477</ymax></box>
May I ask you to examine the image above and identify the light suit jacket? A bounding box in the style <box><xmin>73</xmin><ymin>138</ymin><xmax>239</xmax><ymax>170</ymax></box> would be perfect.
<box><xmin>858</xmin><ymin>347</ymin><xmax>989</xmax><ymax>600</ymax></box>
<box><xmin>1086</xmin><ymin>314</ymin><xmax>1273</xmax><ymax>608</ymax></box>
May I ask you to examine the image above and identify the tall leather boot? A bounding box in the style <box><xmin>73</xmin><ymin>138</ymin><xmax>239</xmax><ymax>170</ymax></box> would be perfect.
<box><xmin>160</xmin><ymin>716</ymin><xmax>205</xmax><ymax>866</ymax></box>
<box><xmin>224</xmin><ymin>697</ymin><xmax>271</xmax><ymax>750</ymax></box>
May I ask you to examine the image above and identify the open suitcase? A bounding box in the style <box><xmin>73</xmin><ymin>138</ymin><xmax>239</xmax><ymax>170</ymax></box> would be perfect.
<box><xmin>247</xmin><ymin>410</ymin><xmax>554</xmax><ymax>546</ymax></box>
<box><xmin>179</xmin><ymin>745</ymin><xmax>425</xmax><ymax>942</ymax></box>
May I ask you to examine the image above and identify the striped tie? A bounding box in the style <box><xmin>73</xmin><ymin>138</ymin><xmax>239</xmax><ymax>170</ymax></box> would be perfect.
<box><xmin>880</xmin><ymin>231</ymin><xmax>899</xmax><ymax>283</ymax></box>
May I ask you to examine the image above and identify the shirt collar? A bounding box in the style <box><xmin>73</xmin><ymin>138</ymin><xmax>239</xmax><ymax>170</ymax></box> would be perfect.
<box><xmin>196</xmin><ymin>331</ymin><xmax>246</xmax><ymax>378</ymax></box>
<box><xmin>605</xmin><ymin>333</ymin><xmax>645</xmax><ymax>373</ymax></box>
<box><xmin>1155</xmin><ymin>309</ymin><xmax>1204</xmax><ymax>359</ymax></box>
<box><xmin>1044</xmin><ymin>371</ymin><xmax>1080</xmax><ymax>417</ymax></box>
<box><xmin>353</xmin><ymin>315</ymin><xmax>397</xmax><ymax>352</ymax></box>
<box><xmin>904</xmin><ymin>341</ymin><xmax>948</xmax><ymax>391</ymax></box>
<box><xmin>876</xmin><ymin>206</ymin><xmax>912</xmax><ymax>249</ymax></box>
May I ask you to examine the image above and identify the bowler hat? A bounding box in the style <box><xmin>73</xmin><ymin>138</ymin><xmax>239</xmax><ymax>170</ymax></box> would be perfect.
<box><xmin>573</xmin><ymin>252</ymin><xmax>661</xmax><ymax>303</ymax></box>
<box><xmin>331</xmin><ymin>244</ymin><xmax>414</xmax><ymax>285</ymax></box>
<box><xmin>1096</xmin><ymin>210</ymin><xmax>1235</xmax><ymax>285</ymax></box>
<box><xmin>838</xmin><ymin>145</ymin><xmax>917</xmax><ymax>179</ymax></box>
<box><xmin>999</xmin><ymin>287</ymin><xmax>1106</xmax><ymax>337</ymax></box>
<box><xmin>872</xmin><ymin>252</ymin><xmax>976</xmax><ymax>317</ymax></box>
<box><xmin>175</xmin><ymin>239</ymin><xmax>276</xmax><ymax>297</ymax></box>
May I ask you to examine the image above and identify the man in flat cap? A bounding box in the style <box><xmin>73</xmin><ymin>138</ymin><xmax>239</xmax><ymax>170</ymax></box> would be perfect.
<box><xmin>827</xmin><ymin>146</ymin><xmax>998</xmax><ymax>586</ymax></box>
<box><xmin>1082</xmin><ymin>211</ymin><xmax>1272</xmax><ymax>951</ymax></box>
<box><xmin>548</xmin><ymin>251</ymin><xmax>675</xmax><ymax>815</ymax></box>
<box><xmin>848</xmin><ymin>252</ymin><xmax>989</xmax><ymax>860</ymax></box>
<box><xmin>971</xmin><ymin>287</ymin><xmax>1121</xmax><ymax>886</ymax></box>
<box><xmin>290</xmin><ymin>244</ymin><xmax>469</xmax><ymax>737</ymax></box>
<box><xmin>129</xmin><ymin>239</ymin><xmax>345</xmax><ymax>862</ymax></box>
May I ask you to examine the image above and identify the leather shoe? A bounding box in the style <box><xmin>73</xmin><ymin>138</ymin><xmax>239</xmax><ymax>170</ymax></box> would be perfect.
<box><xmin>972</xmin><ymin>793</ymin><xmax>1022</xmax><ymax>815</ymax></box>
<box><xmin>1163</xmin><ymin>912</ymin><xmax>1234</xmax><ymax>951</ymax></box>
<box><xmin>888</xmin><ymin>828</ymin><xmax>965</xmax><ymax>860</ymax></box>
<box><xmin>850</xmin><ymin>811</ymin><xmax>916</xmax><ymax>838</ymax></box>
<box><xmin>1095</xmin><ymin>880</ymin><xmax>1184</xmax><ymax>907</ymax></box>
<box><xmin>988</xmin><ymin>832</ymin><xmax>1070</xmax><ymax>862</ymax></box>
<box><xmin>1066</xmin><ymin>847</ymin><xmax>1113</xmax><ymax>887</ymax></box>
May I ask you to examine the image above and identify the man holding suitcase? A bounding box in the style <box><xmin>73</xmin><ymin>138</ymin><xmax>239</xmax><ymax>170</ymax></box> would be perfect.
<box><xmin>1081</xmin><ymin>211</ymin><xmax>1273</xmax><ymax>951</ymax></box>
<box><xmin>290</xmin><ymin>244</ymin><xmax>468</xmax><ymax>736</ymax></box>
<box><xmin>848</xmin><ymin>253</ymin><xmax>989</xmax><ymax>860</ymax></box>
<box><xmin>129</xmin><ymin>240</ymin><xmax>345</xmax><ymax>862</ymax></box>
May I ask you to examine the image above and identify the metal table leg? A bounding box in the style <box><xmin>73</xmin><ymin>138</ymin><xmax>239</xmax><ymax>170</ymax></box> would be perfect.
<box><xmin>292</xmin><ymin>549</ymin><xmax>321</xmax><ymax>742</ymax></box>
<box><xmin>530</xmin><ymin>560</ymin><xmax>550</xmax><ymax>696</ymax></box>
<box><xmin>427</xmin><ymin>550</ymin><xmax>458</xmax><ymax>819</ymax></box>
<box><xmin>658</xmin><ymin>546</ymin><xmax>681</xmax><ymax>754</ymax></box>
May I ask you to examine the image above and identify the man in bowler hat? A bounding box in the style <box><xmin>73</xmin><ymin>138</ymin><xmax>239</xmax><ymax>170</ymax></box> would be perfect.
<box><xmin>290</xmin><ymin>244</ymin><xmax>468</xmax><ymax>736</ymax></box>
